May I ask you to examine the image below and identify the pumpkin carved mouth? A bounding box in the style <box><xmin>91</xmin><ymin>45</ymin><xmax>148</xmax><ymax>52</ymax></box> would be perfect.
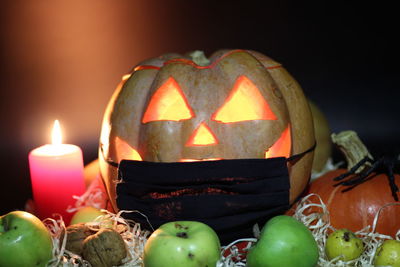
<box><xmin>113</xmin><ymin>124</ymin><xmax>291</xmax><ymax>163</ymax></box>
<box><xmin>180</xmin><ymin>158</ymin><xmax>222</xmax><ymax>162</ymax></box>
<box><xmin>181</xmin><ymin>124</ymin><xmax>291</xmax><ymax>162</ymax></box>
<box><xmin>265</xmin><ymin>124</ymin><xmax>291</xmax><ymax>159</ymax></box>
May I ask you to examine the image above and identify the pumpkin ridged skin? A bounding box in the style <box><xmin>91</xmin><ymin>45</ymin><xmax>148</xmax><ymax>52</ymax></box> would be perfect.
<box><xmin>307</xmin><ymin>170</ymin><xmax>400</xmax><ymax>237</ymax></box>
<box><xmin>99</xmin><ymin>49</ymin><xmax>315</xmax><ymax>210</ymax></box>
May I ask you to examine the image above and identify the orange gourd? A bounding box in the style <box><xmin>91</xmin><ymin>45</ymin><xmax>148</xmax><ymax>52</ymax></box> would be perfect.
<box><xmin>306</xmin><ymin>131</ymin><xmax>400</xmax><ymax>237</ymax></box>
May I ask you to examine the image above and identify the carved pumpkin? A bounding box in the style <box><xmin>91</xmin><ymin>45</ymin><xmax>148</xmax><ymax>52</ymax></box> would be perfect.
<box><xmin>99</xmin><ymin>49</ymin><xmax>314</xmax><ymax>211</ymax></box>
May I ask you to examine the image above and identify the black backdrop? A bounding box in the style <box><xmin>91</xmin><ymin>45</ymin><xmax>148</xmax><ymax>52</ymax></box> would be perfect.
<box><xmin>1</xmin><ymin>0</ymin><xmax>398</xmax><ymax>214</ymax></box>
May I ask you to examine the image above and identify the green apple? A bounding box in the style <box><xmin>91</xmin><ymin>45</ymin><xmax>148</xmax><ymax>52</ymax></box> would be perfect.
<box><xmin>246</xmin><ymin>215</ymin><xmax>319</xmax><ymax>267</ymax></box>
<box><xmin>143</xmin><ymin>221</ymin><xmax>221</xmax><ymax>267</ymax></box>
<box><xmin>69</xmin><ymin>206</ymin><xmax>107</xmax><ymax>225</ymax></box>
<box><xmin>325</xmin><ymin>228</ymin><xmax>364</xmax><ymax>262</ymax></box>
<box><xmin>0</xmin><ymin>210</ymin><xmax>53</xmax><ymax>267</ymax></box>
<box><xmin>373</xmin><ymin>239</ymin><xmax>400</xmax><ymax>267</ymax></box>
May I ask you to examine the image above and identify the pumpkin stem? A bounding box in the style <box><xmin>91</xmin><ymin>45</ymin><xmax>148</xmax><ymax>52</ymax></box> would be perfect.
<box><xmin>188</xmin><ymin>50</ymin><xmax>211</xmax><ymax>66</ymax></box>
<box><xmin>331</xmin><ymin>130</ymin><xmax>373</xmax><ymax>173</ymax></box>
<box><xmin>332</xmin><ymin>131</ymin><xmax>399</xmax><ymax>201</ymax></box>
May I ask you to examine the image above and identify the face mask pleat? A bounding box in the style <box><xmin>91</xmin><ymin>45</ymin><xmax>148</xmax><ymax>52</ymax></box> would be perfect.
<box><xmin>116</xmin><ymin>158</ymin><xmax>290</xmax><ymax>244</ymax></box>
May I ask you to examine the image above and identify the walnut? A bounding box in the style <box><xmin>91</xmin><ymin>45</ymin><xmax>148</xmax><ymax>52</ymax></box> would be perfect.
<box><xmin>82</xmin><ymin>228</ymin><xmax>127</xmax><ymax>267</ymax></box>
<box><xmin>62</xmin><ymin>223</ymin><xmax>95</xmax><ymax>255</ymax></box>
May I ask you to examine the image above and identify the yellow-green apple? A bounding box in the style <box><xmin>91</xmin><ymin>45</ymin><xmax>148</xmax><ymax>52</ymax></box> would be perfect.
<box><xmin>246</xmin><ymin>215</ymin><xmax>319</xmax><ymax>267</ymax></box>
<box><xmin>373</xmin><ymin>239</ymin><xmax>400</xmax><ymax>267</ymax></box>
<box><xmin>0</xmin><ymin>210</ymin><xmax>53</xmax><ymax>267</ymax></box>
<box><xmin>69</xmin><ymin>206</ymin><xmax>106</xmax><ymax>225</ymax></box>
<box><xmin>143</xmin><ymin>221</ymin><xmax>221</xmax><ymax>267</ymax></box>
<box><xmin>325</xmin><ymin>229</ymin><xmax>364</xmax><ymax>262</ymax></box>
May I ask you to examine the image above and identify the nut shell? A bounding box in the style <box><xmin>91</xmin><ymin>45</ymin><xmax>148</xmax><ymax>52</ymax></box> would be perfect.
<box><xmin>62</xmin><ymin>223</ymin><xmax>95</xmax><ymax>255</ymax></box>
<box><xmin>82</xmin><ymin>228</ymin><xmax>127</xmax><ymax>267</ymax></box>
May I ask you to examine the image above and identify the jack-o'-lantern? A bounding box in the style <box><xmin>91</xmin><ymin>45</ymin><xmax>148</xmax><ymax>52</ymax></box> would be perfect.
<box><xmin>99</xmin><ymin>49</ymin><xmax>314</xmax><ymax>221</ymax></box>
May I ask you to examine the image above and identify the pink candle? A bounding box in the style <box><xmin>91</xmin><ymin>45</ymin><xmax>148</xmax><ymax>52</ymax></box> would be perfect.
<box><xmin>29</xmin><ymin>120</ymin><xmax>85</xmax><ymax>224</ymax></box>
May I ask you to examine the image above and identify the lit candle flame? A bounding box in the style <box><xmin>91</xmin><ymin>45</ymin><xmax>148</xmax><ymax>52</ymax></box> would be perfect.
<box><xmin>52</xmin><ymin>120</ymin><xmax>62</xmax><ymax>145</ymax></box>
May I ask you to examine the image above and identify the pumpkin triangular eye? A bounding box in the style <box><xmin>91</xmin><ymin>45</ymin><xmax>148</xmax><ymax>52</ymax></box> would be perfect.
<box><xmin>142</xmin><ymin>77</ymin><xmax>194</xmax><ymax>123</ymax></box>
<box><xmin>212</xmin><ymin>75</ymin><xmax>277</xmax><ymax>123</ymax></box>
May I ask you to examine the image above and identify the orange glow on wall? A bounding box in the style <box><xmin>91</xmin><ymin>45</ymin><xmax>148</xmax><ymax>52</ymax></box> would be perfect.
<box><xmin>142</xmin><ymin>77</ymin><xmax>194</xmax><ymax>123</ymax></box>
<box><xmin>212</xmin><ymin>75</ymin><xmax>277</xmax><ymax>123</ymax></box>
<box><xmin>265</xmin><ymin>125</ymin><xmax>291</xmax><ymax>159</ymax></box>
<box><xmin>186</xmin><ymin>122</ymin><xmax>218</xmax><ymax>146</ymax></box>
<box><xmin>2</xmin><ymin>1</ymin><xmax>188</xmax><ymax>148</ymax></box>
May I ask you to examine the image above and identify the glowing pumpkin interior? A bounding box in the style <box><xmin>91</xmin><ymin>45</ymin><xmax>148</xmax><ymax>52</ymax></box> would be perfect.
<box><xmin>121</xmin><ymin>75</ymin><xmax>291</xmax><ymax>161</ymax></box>
<box><xmin>142</xmin><ymin>77</ymin><xmax>194</xmax><ymax>123</ymax></box>
<box><xmin>212</xmin><ymin>75</ymin><xmax>277</xmax><ymax>123</ymax></box>
<box><xmin>186</xmin><ymin>122</ymin><xmax>218</xmax><ymax>146</ymax></box>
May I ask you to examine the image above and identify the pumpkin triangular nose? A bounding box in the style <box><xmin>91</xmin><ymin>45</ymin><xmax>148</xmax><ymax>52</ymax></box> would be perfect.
<box><xmin>185</xmin><ymin>122</ymin><xmax>218</xmax><ymax>146</ymax></box>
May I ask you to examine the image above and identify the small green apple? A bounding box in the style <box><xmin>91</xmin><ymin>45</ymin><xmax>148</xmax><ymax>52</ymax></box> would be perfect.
<box><xmin>373</xmin><ymin>239</ymin><xmax>400</xmax><ymax>267</ymax></box>
<box><xmin>0</xmin><ymin>210</ymin><xmax>53</xmax><ymax>267</ymax></box>
<box><xmin>246</xmin><ymin>215</ymin><xmax>319</xmax><ymax>267</ymax></box>
<box><xmin>325</xmin><ymin>229</ymin><xmax>364</xmax><ymax>262</ymax></box>
<box><xmin>143</xmin><ymin>221</ymin><xmax>221</xmax><ymax>267</ymax></box>
<box><xmin>69</xmin><ymin>206</ymin><xmax>107</xmax><ymax>225</ymax></box>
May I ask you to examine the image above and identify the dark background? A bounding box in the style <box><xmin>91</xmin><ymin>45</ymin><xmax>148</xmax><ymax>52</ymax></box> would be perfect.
<box><xmin>1</xmin><ymin>0</ymin><xmax>399</xmax><ymax>214</ymax></box>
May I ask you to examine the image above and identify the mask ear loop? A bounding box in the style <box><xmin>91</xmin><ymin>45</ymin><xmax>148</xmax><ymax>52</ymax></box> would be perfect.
<box><xmin>286</xmin><ymin>142</ymin><xmax>316</xmax><ymax>164</ymax></box>
<box><xmin>286</xmin><ymin>141</ymin><xmax>316</xmax><ymax>204</ymax></box>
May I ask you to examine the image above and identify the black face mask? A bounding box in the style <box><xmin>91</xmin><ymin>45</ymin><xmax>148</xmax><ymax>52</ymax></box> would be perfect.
<box><xmin>109</xmin><ymin>144</ymin><xmax>314</xmax><ymax>244</ymax></box>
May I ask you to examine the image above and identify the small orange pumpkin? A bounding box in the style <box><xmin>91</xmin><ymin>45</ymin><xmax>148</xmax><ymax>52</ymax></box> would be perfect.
<box><xmin>306</xmin><ymin>131</ymin><xmax>400</xmax><ymax>237</ymax></box>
